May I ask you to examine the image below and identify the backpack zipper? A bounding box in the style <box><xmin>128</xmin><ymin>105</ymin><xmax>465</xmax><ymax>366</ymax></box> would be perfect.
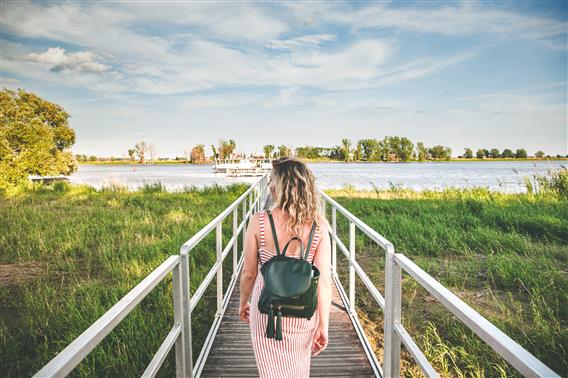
<box><xmin>278</xmin><ymin>304</ymin><xmax>306</xmax><ymax>310</ymax></box>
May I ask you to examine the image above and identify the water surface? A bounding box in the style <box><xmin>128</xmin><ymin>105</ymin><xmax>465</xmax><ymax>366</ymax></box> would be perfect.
<box><xmin>69</xmin><ymin>161</ymin><xmax>566</xmax><ymax>193</ymax></box>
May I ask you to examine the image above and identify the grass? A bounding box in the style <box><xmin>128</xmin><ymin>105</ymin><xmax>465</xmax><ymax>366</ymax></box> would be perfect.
<box><xmin>325</xmin><ymin>187</ymin><xmax>567</xmax><ymax>377</ymax></box>
<box><xmin>0</xmin><ymin>182</ymin><xmax>248</xmax><ymax>377</ymax></box>
<box><xmin>1</xmin><ymin>179</ymin><xmax>566</xmax><ymax>377</ymax></box>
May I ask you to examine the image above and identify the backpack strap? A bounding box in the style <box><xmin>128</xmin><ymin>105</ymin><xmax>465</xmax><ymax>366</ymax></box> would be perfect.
<box><xmin>303</xmin><ymin>221</ymin><xmax>317</xmax><ymax>260</ymax></box>
<box><xmin>266</xmin><ymin>209</ymin><xmax>281</xmax><ymax>255</ymax></box>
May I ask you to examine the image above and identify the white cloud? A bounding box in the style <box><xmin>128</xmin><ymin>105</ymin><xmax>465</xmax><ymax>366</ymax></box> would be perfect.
<box><xmin>265</xmin><ymin>34</ymin><xmax>337</xmax><ymax>50</ymax></box>
<box><xmin>326</xmin><ymin>2</ymin><xmax>567</xmax><ymax>47</ymax></box>
<box><xmin>24</xmin><ymin>47</ymin><xmax>111</xmax><ymax>73</ymax></box>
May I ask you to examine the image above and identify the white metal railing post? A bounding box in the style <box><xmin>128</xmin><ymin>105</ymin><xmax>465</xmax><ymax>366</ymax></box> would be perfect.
<box><xmin>349</xmin><ymin>221</ymin><xmax>356</xmax><ymax>314</ymax></box>
<box><xmin>248</xmin><ymin>192</ymin><xmax>253</xmax><ymax>216</ymax></box>
<box><xmin>232</xmin><ymin>207</ymin><xmax>238</xmax><ymax>276</ymax></box>
<box><xmin>180</xmin><ymin>252</ymin><xmax>193</xmax><ymax>377</ymax></box>
<box><xmin>172</xmin><ymin>262</ymin><xmax>186</xmax><ymax>377</ymax></box>
<box><xmin>331</xmin><ymin>206</ymin><xmax>337</xmax><ymax>275</ymax></box>
<box><xmin>384</xmin><ymin>245</ymin><xmax>401</xmax><ymax>377</ymax></box>
<box><xmin>216</xmin><ymin>222</ymin><xmax>223</xmax><ymax>315</ymax></box>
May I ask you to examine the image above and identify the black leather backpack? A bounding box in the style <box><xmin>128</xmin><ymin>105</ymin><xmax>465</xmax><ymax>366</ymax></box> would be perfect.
<box><xmin>258</xmin><ymin>210</ymin><xmax>320</xmax><ymax>340</ymax></box>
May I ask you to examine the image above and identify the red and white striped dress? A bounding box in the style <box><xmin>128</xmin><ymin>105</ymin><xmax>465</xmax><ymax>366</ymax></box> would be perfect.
<box><xmin>249</xmin><ymin>210</ymin><xmax>321</xmax><ymax>378</ymax></box>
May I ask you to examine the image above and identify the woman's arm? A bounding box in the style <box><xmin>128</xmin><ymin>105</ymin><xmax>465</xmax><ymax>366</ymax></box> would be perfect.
<box><xmin>239</xmin><ymin>212</ymin><xmax>259</xmax><ymax>323</ymax></box>
<box><xmin>314</xmin><ymin>225</ymin><xmax>332</xmax><ymax>331</ymax></box>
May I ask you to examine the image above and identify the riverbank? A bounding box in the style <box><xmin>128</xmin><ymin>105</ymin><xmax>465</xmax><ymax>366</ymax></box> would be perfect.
<box><xmin>78</xmin><ymin>157</ymin><xmax>568</xmax><ymax>165</ymax></box>
<box><xmin>329</xmin><ymin>187</ymin><xmax>567</xmax><ymax>376</ymax></box>
<box><xmin>1</xmin><ymin>183</ymin><xmax>566</xmax><ymax>376</ymax></box>
<box><xmin>0</xmin><ymin>183</ymin><xmax>248</xmax><ymax>377</ymax></box>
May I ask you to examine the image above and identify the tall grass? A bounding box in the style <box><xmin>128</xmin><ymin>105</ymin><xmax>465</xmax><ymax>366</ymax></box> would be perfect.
<box><xmin>326</xmin><ymin>186</ymin><xmax>567</xmax><ymax>377</ymax></box>
<box><xmin>0</xmin><ymin>182</ymin><xmax>248</xmax><ymax>377</ymax></box>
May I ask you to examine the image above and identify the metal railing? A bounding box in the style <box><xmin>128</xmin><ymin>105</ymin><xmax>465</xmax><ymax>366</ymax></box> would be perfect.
<box><xmin>34</xmin><ymin>174</ymin><xmax>269</xmax><ymax>378</ymax></box>
<box><xmin>318</xmin><ymin>190</ymin><xmax>560</xmax><ymax>378</ymax></box>
<box><xmin>34</xmin><ymin>175</ymin><xmax>559</xmax><ymax>378</ymax></box>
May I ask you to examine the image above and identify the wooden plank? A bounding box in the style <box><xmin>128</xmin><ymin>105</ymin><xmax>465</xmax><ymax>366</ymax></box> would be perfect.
<box><xmin>200</xmin><ymin>273</ymin><xmax>377</xmax><ymax>377</ymax></box>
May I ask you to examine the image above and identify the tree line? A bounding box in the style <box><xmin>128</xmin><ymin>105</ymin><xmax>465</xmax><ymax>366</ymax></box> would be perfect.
<box><xmin>85</xmin><ymin>137</ymin><xmax>560</xmax><ymax>164</ymax></box>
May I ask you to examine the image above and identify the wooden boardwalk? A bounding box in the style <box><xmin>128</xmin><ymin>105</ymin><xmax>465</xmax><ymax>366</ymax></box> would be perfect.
<box><xmin>200</xmin><ymin>274</ymin><xmax>376</xmax><ymax>377</ymax></box>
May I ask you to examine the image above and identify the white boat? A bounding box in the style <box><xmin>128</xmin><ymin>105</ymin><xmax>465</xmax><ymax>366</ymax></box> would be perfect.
<box><xmin>214</xmin><ymin>158</ymin><xmax>272</xmax><ymax>176</ymax></box>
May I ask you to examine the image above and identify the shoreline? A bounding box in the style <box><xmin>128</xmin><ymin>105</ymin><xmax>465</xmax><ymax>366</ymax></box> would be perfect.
<box><xmin>78</xmin><ymin>157</ymin><xmax>568</xmax><ymax>165</ymax></box>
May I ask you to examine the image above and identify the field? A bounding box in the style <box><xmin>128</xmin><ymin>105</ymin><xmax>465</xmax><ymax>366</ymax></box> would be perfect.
<box><xmin>326</xmin><ymin>187</ymin><xmax>567</xmax><ymax>377</ymax></box>
<box><xmin>0</xmin><ymin>182</ymin><xmax>248</xmax><ymax>377</ymax></box>
<box><xmin>1</xmin><ymin>180</ymin><xmax>566</xmax><ymax>377</ymax></box>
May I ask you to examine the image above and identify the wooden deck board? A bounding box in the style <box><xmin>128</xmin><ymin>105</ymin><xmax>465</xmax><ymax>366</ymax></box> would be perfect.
<box><xmin>200</xmin><ymin>198</ymin><xmax>376</xmax><ymax>377</ymax></box>
<box><xmin>200</xmin><ymin>273</ymin><xmax>376</xmax><ymax>377</ymax></box>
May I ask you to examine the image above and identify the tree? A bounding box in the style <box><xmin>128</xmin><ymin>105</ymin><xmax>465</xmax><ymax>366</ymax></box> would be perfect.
<box><xmin>386</xmin><ymin>136</ymin><xmax>414</xmax><ymax>162</ymax></box>
<box><xmin>128</xmin><ymin>149</ymin><xmax>135</xmax><ymax>161</ymax></box>
<box><xmin>278</xmin><ymin>145</ymin><xmax>291</xmax><ymax>157</ymax></box>
<box><xmin>501</xmin><ymin>149</ymin><xmax>514</xmax><ymax>158</ymax></box>
<box><xmin>416</xmin><ymin>142</ymin><xmax>429</xmax><ymax>161</ymax></box>
<box><xmin>515</xmin><ymin>149</ymin><xmax>527</xmax><ymax>159</ymax></box>
<box><xmin>340</xmin><ymin>139</ymin><xmax>352</xmax><ymax>162</ymax></box>
<box><xmin>218</xmin><ymin>139</ymin><xmax>236</xmax><ymax>159</ymax></box>
<box><xmin>263</xmin><ymin>145</ymin><xmax>275</xmax><ymax>159</ymax></box>
<box><xmin>134</xmin><ymin>141</ymin><xmax>148</xmax><ymax>163</ymax></box>
<box><xmin>464</xmin><ymin>148</ymin><xmax>473</xmax><ymax>159</ymax></box>
<box><xmin>210</xmin><ymin>145</ymin><xmax>218</xmax><ymax>160</ymax></box>
<box><xmin>483</xmin><ymin>149</ymin><xmax>490</xmax><ymax>158</ymax></box>
<box><xmin>358</xmin><ymin>139</ymin><xmax>379</xmax><ymax>161</ymax></box>
<box><xmin>490</xmin><ymin>148</ymin><xmax>500</xmax><ymax>159</ymax></box>
<box><xmin>535</xmin><ymin>150</ymin><xmax>545</xmax><ymax>159</ymax></box>
<box><xmin>429</xmin><ymin>145</ymin><xmax>452</xmax><ymax>160</ymax></box>
<box><xmin>476</xmin><ymin>149</ymin><xmax>485</xmax><ymax>159</ymax></box>
<box><xmin>0</xmin><ymin>88</ymin><xmax>77</xmax><ymax>187</ymax></box>
<box><xmin>190</xmin><ymin>144</ymin><xmax>206</xmax><ymax>163</ymax></box>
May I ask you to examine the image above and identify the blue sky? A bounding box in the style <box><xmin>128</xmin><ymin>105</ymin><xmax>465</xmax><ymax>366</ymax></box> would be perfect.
<box><xmin>1</xmin><ymin>0</ymin><xmax>567</xmax><ymax>157</ymax></box>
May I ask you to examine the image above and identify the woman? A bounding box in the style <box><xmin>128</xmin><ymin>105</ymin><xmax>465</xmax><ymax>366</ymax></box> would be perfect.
<box><xmin>239</xmin><ymin>157</ymin><xmax>332</xmax><ymax>377</ymax></box>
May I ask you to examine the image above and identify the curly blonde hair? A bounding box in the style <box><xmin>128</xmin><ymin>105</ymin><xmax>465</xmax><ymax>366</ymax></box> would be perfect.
<box><xmin>269</xmin><ymin>157</ymin><xmax>325</xmax><ymax>236</ymax></box>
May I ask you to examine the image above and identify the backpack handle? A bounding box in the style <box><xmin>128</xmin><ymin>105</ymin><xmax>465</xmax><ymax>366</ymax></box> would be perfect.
<box><xmin>281</xmin><ymin>237</ymin><xmax>305</xmax><ymax>258</ymax></box>
<box><xmin>266</xmin><ymin>209</ymin><xmax>317</xmax><ymax>260</ymax></box>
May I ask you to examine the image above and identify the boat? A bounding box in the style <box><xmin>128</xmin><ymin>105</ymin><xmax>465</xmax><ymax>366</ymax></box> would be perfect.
<box><xmin>214</xmin><ymin>157</ymin><xmax>272</xmax><ymax>177</ymax></box>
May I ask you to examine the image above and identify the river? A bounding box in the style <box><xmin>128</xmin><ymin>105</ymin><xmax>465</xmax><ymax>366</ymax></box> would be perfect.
<box><xmin>68</xmin><ymin>161</ymin><xmax>566</xmax><ymax>193</ymax></box>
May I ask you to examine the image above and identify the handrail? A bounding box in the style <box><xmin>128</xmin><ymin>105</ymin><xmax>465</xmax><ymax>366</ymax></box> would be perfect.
<box><xmin>34</xmin><ymin>174</ymin><xmax>270</xmax><ymax>378</ymax></box>
<box><xmin>394</xmin><ymin>253</ymin><xmax>559</xmax><ymax>378</ymax></box>
<box><xmin>34</xmin><ymin>178</ymin><xmax>558</xmax><ymax>377</ymax></box>
<box><xmin>318</xmin><ymin>189</ymin><xmax>559</xmax><ymax>378</ymax></box>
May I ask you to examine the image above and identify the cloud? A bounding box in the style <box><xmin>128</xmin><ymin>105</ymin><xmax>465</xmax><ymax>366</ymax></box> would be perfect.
<box><xmin>326</xmin><ymin>2</ymin><xmax>567</xmax><ymax>47</ymax></box>
<box><xmin>265</xmin><ymin>34</ymin><xmax>337</xmax><ymax>50</ymax></box>
<box><xmin>24</xmin><ymin>47</ymin><xmax>111</xmax><ymax>73</ymax></box>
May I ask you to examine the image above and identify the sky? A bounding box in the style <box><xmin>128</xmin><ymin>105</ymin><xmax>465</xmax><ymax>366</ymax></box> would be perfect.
<box><xmin>1</xmin><ymin>0</ymin><xmax>567</xmax><ymax>158</ymax></box>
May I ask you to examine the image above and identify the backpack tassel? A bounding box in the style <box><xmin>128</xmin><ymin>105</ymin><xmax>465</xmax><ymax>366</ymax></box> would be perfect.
<box><xmin>275</xmin><ymin>308</ymin><xmax>283</xmax><ymax>341</ymax></box>
<box><xmin>266</xmin><ymin>304</ymin><xmax>275</xmax><ymax>338</ymax></box>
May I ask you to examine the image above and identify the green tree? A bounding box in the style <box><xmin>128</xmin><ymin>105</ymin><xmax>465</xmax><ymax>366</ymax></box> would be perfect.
<box><xmin>263</xmin><ymin>145</ymin><xmax>275</xmax><ymax>159</ymax></box>
<box><xmin>464</xmin><ymin>148</ymin><xmax>473</xmax><ymax>159</ymax></box>
<box><xmin>535</xmin><ymin>150</ymin><xmax>545</xmax><ymax>159</ymax></box>
<box><xmin>386</xmin><ymin>136</ymin><xmax>414</xmax><ymax>162</ymax></box>
<box><xmin>515</xmin><ymin>149</ymin><xmax>527</xmax><ymax>158</ymax></box>
<box><xmin>429</xmin><ymin>145</ymin><xmax>452</xmax><ymax>160</ymax></box>
<box><xmin>0</xmin><ymin>88</ymin><xmax>77</xmax><ymax>187</ymax></box>
<box><xmin>128</xmin><ymin>149</ymin><xmax>135</xmax><ymax>161</ymax></box>
<box><xmin>416</xmin><ymin>142</ymin><xmax>429</xmax><ymax>161</ymax></box>
<box><xmin>357</xmin><ymin>139</ymin><xmax>379</xmax><ymax>161</ymax></box>
<box><xmin>483</xmin><ymin>149</ymin><xmax>490</xmax><ymax>158</ymax></box>
<box><xmin>476</xmin><ymin>149</ymin><xmax>485</xmax><ymax>159</ymax></box>
<box><xmin>501</xmin><ymin>149</ymin><xmax>514</xmax><ymax>158</ymax></box>
<box><xmin>210</xmin><ymin>145</ymin><xmax>218</xmax><ymax>160</ymax></box>
<box><xmin>278</xmin><ymin>145</ymin><xmax>291</xmax><ymax>157</ymax></box>
<box><xmin>490</xmin><ymin>148</ymin><xmax>500</xmax><ymax>159</ymax></box>
<box><xmin>340</xmin><ymin>138</ymin><xmax>352</xmax><ymax>162</ymax></box>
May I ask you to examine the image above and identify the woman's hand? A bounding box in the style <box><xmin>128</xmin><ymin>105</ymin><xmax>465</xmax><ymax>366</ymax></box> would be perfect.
<box><xmin>239</xmin><ymin>302</ymin><xmax>250</xmax><ymax>323</ymax></box>
<box><xmin>311</xmin><ymin>326</ymin><xmax>328</xmax><ymax>356</ymax></box>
